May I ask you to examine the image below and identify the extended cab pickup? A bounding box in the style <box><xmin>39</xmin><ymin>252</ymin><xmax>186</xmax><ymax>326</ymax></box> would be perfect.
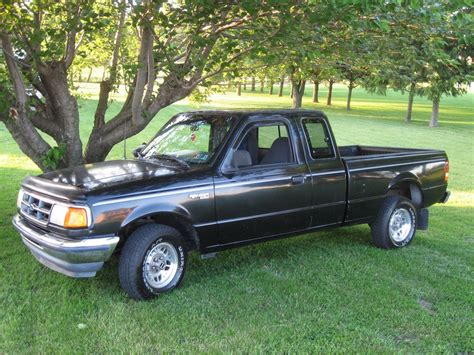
<box><xmin>13</xmin><ymin>110</ymin><xmax>450</xmax><ymax>299</ymax></box>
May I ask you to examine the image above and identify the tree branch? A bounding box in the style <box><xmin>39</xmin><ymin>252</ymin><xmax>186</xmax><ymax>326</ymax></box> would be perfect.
<box><xmin>131</xmin><ymin>24</ymin><xmax>153</xmax><ymax>126</ymax></box>
<box><xmin>64</xmin><ymin>30</ymin><xmax>78</xmax><ymax>68</ymax></box>
<box><xmin>74</xmin><ymin>30</ymin><xmax>85</xmax><ymax>52</ymax></box>
<box><xmin>0</xmin><ymin>84</ymin><xmax>52</xmax><ymax>172</ymax></box>
<box><xmin>29</xmin><ymin>108</ymin><xmax>63</xmax><ymax>140</ymax></box>
<box><xmin>143</xmin><ymin>42</ymin><xmax>156</xmax><ymax>105</ymax></box>
<box><xmin>1</xmin><ymin>45</ymin><xmax>32</xmax><ymax>69</ymax></box>
<box><xmin>93</xmin><ymin>1</ymin><xmax>127</xmax><ymax>129</ymax></box>
<box><xmin>1</xmin><ymin>33</ymin><xmax>28</xmax><ymax>111</ymax></box>
<box><xmin>63</xmin><ymin>4</ymin><xmax>82</xmax><ymax>68</ymax></box>
<box><xmin>1</xmin><ymin>112</ymin><xmax>52</xmax><ymax>171</ymax></box>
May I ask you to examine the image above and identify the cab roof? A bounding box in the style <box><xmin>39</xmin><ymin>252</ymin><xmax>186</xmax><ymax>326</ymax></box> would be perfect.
<box><xmin>180</xmin><ymin>109</ymin><xmax>327</xmax><ymax>119</ymax></box>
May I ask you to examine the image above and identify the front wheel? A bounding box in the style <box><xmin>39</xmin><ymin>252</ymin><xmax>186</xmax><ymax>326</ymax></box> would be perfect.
<box><xmin>119</xmin><ymin>224</ymin><xmax>187</xmax><ymax>300</ymax></box>
<box><xmin>371</xmin><ymin>196</ymin><xmax>417</xmax><ymax>249</ymax></box>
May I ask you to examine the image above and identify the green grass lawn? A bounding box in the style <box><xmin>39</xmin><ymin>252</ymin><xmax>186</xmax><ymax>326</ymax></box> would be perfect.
<box><xmin>0</xmin><ymin>84</ymin><xmax>473</xmax><ymax>352</ymax></box>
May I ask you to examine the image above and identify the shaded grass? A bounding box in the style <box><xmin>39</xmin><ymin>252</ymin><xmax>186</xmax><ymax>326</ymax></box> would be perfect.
<box><xmin>0</xmin><ymin>85</ymin><xmax>473</xmax><ymax>352</ymax></box>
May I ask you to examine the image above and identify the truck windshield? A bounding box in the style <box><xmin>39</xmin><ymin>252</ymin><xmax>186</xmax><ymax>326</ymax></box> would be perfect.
<box><xmin>141</xmin><ymin>114</ymin><xmax>236</xmax><ymax>165</ymax></box>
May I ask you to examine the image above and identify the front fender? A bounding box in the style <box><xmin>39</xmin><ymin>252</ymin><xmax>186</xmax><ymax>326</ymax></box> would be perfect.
<box><xmin>120</xmin><ymin>202</ymin><xmax>191</xmax><ymax>228</ymax></box>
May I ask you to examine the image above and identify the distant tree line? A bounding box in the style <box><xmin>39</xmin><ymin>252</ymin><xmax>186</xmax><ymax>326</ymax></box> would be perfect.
<box><xmin>229</xmin><ymin>2</ymin><xmax>472</xmax><ymax>127</ymax></box>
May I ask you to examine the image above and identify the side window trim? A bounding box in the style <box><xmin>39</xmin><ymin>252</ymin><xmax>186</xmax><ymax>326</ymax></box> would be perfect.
<box><xmin>300</xmin><ymin>117</ymin><xmax>337</xmax><ymax>161</ymax></box>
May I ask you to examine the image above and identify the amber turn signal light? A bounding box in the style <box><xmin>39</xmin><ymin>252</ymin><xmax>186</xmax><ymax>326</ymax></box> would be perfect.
<box><xmin>64</xmin><ymin>207</ymin><xmax>88</xmax><ymax>228</ymax></box>
<box><xmin>444</xmin><ymin>161</ymin><xmax>449</xmax><ymax>182</ymax></box>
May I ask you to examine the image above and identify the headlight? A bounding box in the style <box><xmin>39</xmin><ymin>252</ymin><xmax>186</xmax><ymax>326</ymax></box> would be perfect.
<box><xmin>16</xmin><ymin>189</ymin><xmax>24</xmax><ymax>209</ymax></box>
<box><xmin>50</xmin><ymin>205</ymin><xmax>90</xmax><ymax>229</ymax></box>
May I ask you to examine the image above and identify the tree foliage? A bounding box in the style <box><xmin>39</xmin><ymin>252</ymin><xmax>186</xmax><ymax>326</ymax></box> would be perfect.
<box><xmin>0</xmin><ymin>0</ymin><xmax>302</xmax><ymax>170</ymax></box>
<box><xmin>360</xmin><ymin>1</ymin><xmax>473</xmax><ymax>125</ymax></box>
<box><xmin>0</xmin><ymin>0</ymin><xmax>472</xmax><ymax>171</ymax></box>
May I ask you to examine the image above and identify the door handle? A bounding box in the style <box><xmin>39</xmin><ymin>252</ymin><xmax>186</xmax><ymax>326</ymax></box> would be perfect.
<box><xmin>291</xmin><ymin>175</ymin><xmax>305</xmax><ymax>185</ymax></box>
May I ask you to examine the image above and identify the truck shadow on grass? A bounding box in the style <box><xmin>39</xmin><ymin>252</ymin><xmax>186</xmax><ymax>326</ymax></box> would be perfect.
<box><xmin>95</xmin><ymin>225</ymin><xmax>370</xmax><ymax>294</ymax></box>
<box><xmin>95</xmin><ymin>203</ymin><xmax>472</xmax><ymax>300</ymax></box>
<box><xmin>94</xmin><ymin>230</ymin><xmax>421</xmax><ymax>295</ymax></box>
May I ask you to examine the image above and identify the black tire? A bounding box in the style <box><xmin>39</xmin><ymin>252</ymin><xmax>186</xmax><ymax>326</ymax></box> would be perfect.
<box><xmin>118</xmin><ymin>224</ymin><xmax>187</xmax><ymax>300</ymax></box>
<box><xmin>370</xmin><ymin>196</ymin><xmax>417</xmax><ymax>249</ymax></box>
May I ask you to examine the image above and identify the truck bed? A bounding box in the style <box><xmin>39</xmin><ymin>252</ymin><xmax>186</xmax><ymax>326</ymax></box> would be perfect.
<box><xmin>339</xmin><ymin>145</ymin><xmax>448</xmax><ymax>224</ymax></box>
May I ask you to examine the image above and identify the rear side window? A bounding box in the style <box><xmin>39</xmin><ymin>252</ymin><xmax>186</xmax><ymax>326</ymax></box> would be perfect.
<box><xmin>302</xmin><ymin>118</ymin><xmax>335</xmax><ymax>159</ymax></box>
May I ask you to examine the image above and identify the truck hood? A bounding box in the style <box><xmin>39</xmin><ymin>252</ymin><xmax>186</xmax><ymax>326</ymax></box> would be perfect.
<box><xmin>39</xmin><ymin>159</ymin><xmax>181</xmax><ymax>192</ymax></box>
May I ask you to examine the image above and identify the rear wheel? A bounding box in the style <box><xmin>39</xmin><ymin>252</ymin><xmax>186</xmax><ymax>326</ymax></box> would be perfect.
<box><xmin>119</xmin><ymin>224</ymin><xmax>187</xmax><ymax>300</ymax></box>
<box><xmin>371</xmin><ymin>196</ymin><xmax>417</xmax><ymax>249</ymax></box>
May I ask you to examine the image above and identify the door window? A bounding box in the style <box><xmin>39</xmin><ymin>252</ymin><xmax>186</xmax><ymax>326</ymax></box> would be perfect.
<box><xmin>237</xmin><ymin>122</ymin><xmax>293</xmax><ymax>166</ymax></box>
<box><xmin>302</xmin><ymin>118</ymin><xmax>335</xmax><ymax>159</ymax></box>
<box><xmin>258</xmin><ymin>125</ymin><xmax>289</xmax><ymax>149</ymax></box>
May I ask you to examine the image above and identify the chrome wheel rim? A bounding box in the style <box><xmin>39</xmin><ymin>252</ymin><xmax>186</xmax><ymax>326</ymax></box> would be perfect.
<box><xmin>143</xmin><ymin>242</ymin><xmax>178</xmax><ymax>289</ymax></box>
<box><xmin>389</xmin><ymin>208</ymin><xmax>413</xmax><ymax>243</ymax></box>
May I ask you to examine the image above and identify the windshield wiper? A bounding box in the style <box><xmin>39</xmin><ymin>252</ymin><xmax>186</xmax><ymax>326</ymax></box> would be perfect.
<box><xmin>148</xmin><ymin>154</ymin><xmax>190</xmax><ymax>169</ymax></box>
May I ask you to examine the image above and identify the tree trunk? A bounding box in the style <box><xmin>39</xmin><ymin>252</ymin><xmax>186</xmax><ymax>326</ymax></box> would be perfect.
<box><xmin>278</xmin><ymin>76</ymin><xmax>284</xmax><ymax>97</ymax></box>
<box><xmin>5</xmin><ymin>62</ymin><xmax>83</xmax><ymax>169</ymax></box>
<box><xmin>237</xmin><ymin>82</ymin><xmax>241</xmax><ymax>96</ymax></box>
<box><xmin>293</xmin><ymin>89</ymin><xmax>301</xmax><ymax>108</ymax></box>
<box><xmin>327</xmin><ymin>80</ymin><xmax>334</xmax><ymax>105</ymax></box>
<box><xmin>429</xmin><ymin>96</ymin><xmax>440</xmax><ymax>127</ymax></box>
<box><xmin>102</xmin><ymin>67</ymin><xmax>107</xmax><ymax>81</ymax></box>
<box><xmin>87</xmin><ymin>67</ymin><xmax>93</xmax><ymax>82</ymax></box>
<box><xmin>243</xmin><ymin>80</ymin><xmax>247</xmax><ymax>90</ymax></box>
<box><xmin>260</xmin><ymin>78</ymin><xmax>264</xmax><ymax>92</ymax></box>
<box><xmin>312</xmin><ymin>81</ymin><xmax>319</xmax><ymax>103</ymax></box>
<box><xmin>269</xmin><ymin>80</ymin><xmax>274</xmax><ymax>95</ymax></box>
<box><xmin>1</xmin><ymin>32</ymin><xmax>83</xmax><ymax>171</ymax></box>
<box><xmin>251</xmin><ymin>77</ymin><xmax>256</xmax><ymax>91</ymax></box>
<box><xmin>290</xmin><ymin>81</ymin><xmax>294</xmax><ymax>98</ymax></box>
<box><xmin>39</xmin><ymin>63</ymin><xmax>83</xmax><ymax>167</ymax></box>
<box><xmin>405</xmin><ymin>82</ymin><xmax>416</xmax><ymax>123</ymax></box>
<box><xmin>292</xmin><ymin>79</ymin><xmax>305</xmax><ymax>109</ymax></box>
<box><xmin>346</xmin><ymin>82</ymin><xmax>353</xmax><ymax>110</ymax></box>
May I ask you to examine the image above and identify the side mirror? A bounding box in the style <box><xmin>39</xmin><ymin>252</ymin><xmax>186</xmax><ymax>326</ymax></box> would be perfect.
<box><xmin>132</xmin><ymin>143</ymin><xmax>147</xmax><ymax>158</ymax></box>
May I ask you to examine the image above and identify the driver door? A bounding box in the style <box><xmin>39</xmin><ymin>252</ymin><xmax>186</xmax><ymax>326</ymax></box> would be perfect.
<box><xmin>212</xmin><ymin>116</ymin><xmax>312</xmax><ymax>247</ymax></box>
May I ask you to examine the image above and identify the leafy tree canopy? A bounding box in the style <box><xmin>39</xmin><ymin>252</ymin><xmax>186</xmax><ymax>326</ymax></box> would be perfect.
<box><xmin>0</xmin><ymin>0</ymin><xmax>472</xmax><ymax>170</ymax></box>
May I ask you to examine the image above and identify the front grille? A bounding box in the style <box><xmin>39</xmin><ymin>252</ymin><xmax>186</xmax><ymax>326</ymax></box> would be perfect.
<box><xmin>20</xmin><ymin>192</ymin><xmax>53</xmax><ymax>225</ymax></box>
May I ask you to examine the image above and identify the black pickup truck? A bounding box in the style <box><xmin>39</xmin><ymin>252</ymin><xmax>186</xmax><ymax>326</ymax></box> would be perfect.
<box><xmin>13</xmin><ymin>110</ymin><xmax>450</xmax><ymax>299</ymax></box>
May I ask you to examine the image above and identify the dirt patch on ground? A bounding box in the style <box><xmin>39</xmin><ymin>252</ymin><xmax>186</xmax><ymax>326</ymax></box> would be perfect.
<box><xmin>418</xmin><ymin>298</ymin><xmax>436</xmax><ymax>314</ymax></box>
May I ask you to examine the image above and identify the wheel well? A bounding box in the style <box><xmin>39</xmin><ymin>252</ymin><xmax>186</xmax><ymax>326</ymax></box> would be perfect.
<box><xmin>389</xmin><ymin>182</ymin><xmax>423</xmax><ymax>207</ymax></box>
<box><xmin>118</xmin><ymin>213</ymin><xmax>200</xmax><ymax>251</ymax></box>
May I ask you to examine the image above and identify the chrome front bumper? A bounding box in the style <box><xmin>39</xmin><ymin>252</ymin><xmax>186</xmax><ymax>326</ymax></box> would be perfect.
<box><xmin>13</xmin><ymin>214</ymin><xmax>119</xmax><ymax>278</ymax></box>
